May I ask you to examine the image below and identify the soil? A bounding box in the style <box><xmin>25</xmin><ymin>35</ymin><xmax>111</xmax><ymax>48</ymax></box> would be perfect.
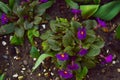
<box><xmin>0</xmin><ymin>0</ymin><xmax>120</xmax><ymax>80</ymax></box>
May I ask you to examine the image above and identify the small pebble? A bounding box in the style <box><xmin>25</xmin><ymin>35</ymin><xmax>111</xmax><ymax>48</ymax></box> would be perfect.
<box><xmin>112</xmin><ymin>60</ymin><xmax>116</xmax><ymax>64</ymax></box>
<box><xmin>51</xmin><ymin>72</ymin><xmax>54</xmax><ymax>76</ymax></box>
<box><xmin>38</xmin><ymin>73</ymin><xmax>41</xmax><ymax>76</ymax></box>
<box><xmin>55</xmin><ymin>77</ymin><xmax>59</xmax><ymax>80</ymax></box>
<box><xmin>2</xmin><ymin>41</ymin><xmax>7</xmax><ymax>46</ymax></box>
<box><xmin>33</xmin><ymin>58</ymin><xmax>37</xmax><ymax>61</ymax></box>
<box><xmin>101</xmin><ymin>69</ymin><xmax>105</xmax><ymax>73</ymax></box>
<box><xmin>43</xmin><ymin>69</ymin><xmax>46</xmax><ymax>72</ymax></box>
<box><xmin>23</xmin><ymin>60</ymin><xmax>28</xmax><ymax>65</ymax></box>
<box><xmin>22</xmin><ymin>68</ymin><xmax>26</xmax><ymax>71</ymax></box>
<box><xmin>117</xmin><ymin>68</ymin><xmax>120</xmax><ymax>72</ymax></box>
<box><xmin>44</xmin><ymin>73</ymin><xmax>49</xmax><ymax>77</ymax></box>
<box><xmin>13</xmin><ymin>73</ymin><xmax>18</xmax><ymax>78</ymax></box>
<box><xmin>3</xmin><ymin>55</ymin><xmax>8</xmax><ymax>59</ymax></box>
<box><xmin>14</xmin><ymin>56</ymin><xmax>20</xmax><ymax>60</ymax></box>
<box><xmin>49</xmin><ymin>69</ymin><xmax>51</xmax><ymax>71</ymax></box>
<box><xmin>42</xmin><ymin>24</ymin><xmax>46</xmax><ymax>29</ymax></box>
<box><xmin>21</xmin><ymin>71</ymin><xmax>24</xmax><ymax>74</ymax></box>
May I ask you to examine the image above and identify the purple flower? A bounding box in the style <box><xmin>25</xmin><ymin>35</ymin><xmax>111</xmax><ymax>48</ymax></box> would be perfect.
<box><xmin>58</xmin><ymin>69</ymin><xmax>73</xmax><ymax>79</ymax></box>
<box><xmin>96</xmin><ymin>18</ymin><xmax>106</xmax><ymax>27</ymax></box>
<box><xmin>77</xmin><ymin>27</ymin><xmax>87</xmax><ymax>40</ymax></box>
<box><xmin>71</xmin><ymin>9</ymin><xmax>81</xmax><ymax>15</ymax></box>
<box><xmin>105</xmin><ymin>54</ymin><xmax>113</xmax><ymax>63</ymax></box>
<box><xmin>39</xmin><ymin>0</ymin><xmax>48</xmax><ymax>3</ymax></box>
<box><xmin>78</xmin><ymin>48</ymin><xmax>88</xmax><ymax>56</ymax></box>
<box><xmin>56</xmin><ymin>53</ymin><xmax>69</xmax><ymax>61</ymax></box>
<box><xmin>0</xmin><ymin>13</ymin><xmax>8</xmax><ymax>25</ymax></box>
<box><xmin>67</xmin><ymin>63</ymin><xmax>79</xmax><ymax>70</ymax></box>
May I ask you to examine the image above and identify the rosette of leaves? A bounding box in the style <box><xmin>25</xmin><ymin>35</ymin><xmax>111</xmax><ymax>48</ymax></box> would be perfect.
<box><xmin>0</xmin><ymin>0</ymin><xmax>54</xmax><ymax>45</ymax></box>
<box><xmin>33</xmin><ymin>18</ymin><xmax>105</xmax><ymax>79</ymax></box>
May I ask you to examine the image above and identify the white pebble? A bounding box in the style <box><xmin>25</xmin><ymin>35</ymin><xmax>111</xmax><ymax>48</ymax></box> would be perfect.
<box><xmin>22</xmin><ymin>68</ymin><xmax>26</xmax><ymax>71</ymax></box>
<box><xmin>51</xmin><ymin>72</ymin><xmax>54</xmax><ymax>76</ymax></box>
<box><xmin>42</xmin><ymin>24</ymin><xmax>46</xmax><ymax>29</ymax></box>
<box><xmin>106</xmin><ymin>49</ymin><xmax>109</xmax><ymax>53</ymax></box>
<box><xmin>117</xmin><ymin>68</ymin><xmax>120</xmax><ymax>72</ymax></box>
<box><xmin>43</xmin><ymin>69</ymin><xmax>46</xmax><ymax>72</ymax></box>
<box><xmin>112</xmin><ymin>61</ymin><xmax>116</xmax><ymax>64</ymax></box>
<box><xmin>2</xmin><ymin>41</ymin><xmax>7</xmax><ymax>46</ymax></box>
<box><xmin>13</xmin><ymin>73</ymin><xmax>18</xmax><ymax>78</ymax></box>
<box><xmin>33</xmin><ymin>58</ymin><xmax>37</xmax><ymax>61</ymax></box>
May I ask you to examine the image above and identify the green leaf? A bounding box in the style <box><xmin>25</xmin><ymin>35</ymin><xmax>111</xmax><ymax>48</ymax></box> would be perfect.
<box><xmin>0</xmin><ymin>23</ymin><xmax>15</xmax><ymax>35</ymax></box>
<box><xmin>93</xmin><ymin>0</ymin><xmax>100</xmax><ymax>4</ymax></box>
<box><xmin>62</xmin><ymin>31</ymin><xmax>74</xmax><ymax>47</ymax></box>
<box><xmin>10</xmin><ymin>35</ymin><xmax>24</xmax><ymax>45</ymax></box>
<box><xmin>92</xmin><ymin>38</ymin><xmax>105</xmax><ymax>48</ymax></box>
<box><xmin>80</xmin><ymin>5</ymin><xmax>99</xmax><ymax>19</ymax></box>
<box><xmin>41</xmin><ymin>41</ymin><xmax>49</xmax><ymax>51</ymax></box>
<box><xmin>87</xmin><ymin>48</ymin><xmax>100</xmax><ymax>57</ymax></box>
<box><xmin>24</xmin><ymin>21</ymin><xmax>33</xmax><ymax>30</ymax></box>
<box><xmin>40</xmin><ymin>30</ymin><xmax>52</xmax><ymax>40</ymax></box>
<box><xmin>0</xmin><ymin>1</ymin><xmax>11</xmax><ymax>14</ymax></box>
<box><xmin>64</xmin><ymin>46</ymin><xmax>74</xmax><ymax>56</ymax></box>
<box><xmin>115</xmin><ymin>25</ymin><xmax>120</xmax><ymax>39</ymax></box>
<box><xmin>76</xmin><ymin>66</ymin><xmax>88</xmax><ymax>80</ymax></box>
<box><xmin>15</xmin><ymin>27</ymin><xmax>25</xmax><ymax>38</ymax></box>
<box><xmin>33</xmin><ymin>16</ymin><xmax>42</xmax><ymax>25</ymax></box>
<box><xmin>0</xmin><ymin>74</ymin><xmax>5</xmax><ymax>80</ymax></box>
<box><xmin>9</xmin><ymin>0</ymin><xmax>15</xmax><ymax>9</ymax></box>
<box><xmin>30</xmin><ymin>46</ymin><xmax>40</xmax><ymax>58</ymax></box>
<box><xmin>94</xmin><ymin>1</ymin><xmax>120</xmax><ymax>21</ymax></box>
<box><xmin>47</xmin><ymin>39</ymin><xmax>61</xmax><ymax>51</ymax></box>
<box><xmin>82</xmin><ymin>20</ymin><xmax>97</xmax><ymax>29</ymax></box>
<box><xmin>32</xmin><ymin>53</ymin><xmax>53</xmax><ymax>71</ymax></box>
<box><xmin>27</xmin><ymin>28</ymin><xmax>40</xmax><ymax>45</ymax></box>
<box><xmin>65</xmin><ymin>0</ymin><xmax>79</xmax><ymax>9</ymax></box>
<box><xmin>36</xmin><ymin>1</ymin><xmax>54</xmax><ymax>16</ymax></box>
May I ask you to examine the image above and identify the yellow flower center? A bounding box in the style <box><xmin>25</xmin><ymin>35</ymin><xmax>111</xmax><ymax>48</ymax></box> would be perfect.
<box><xmin>64</xmin><ymin>71</ymin><xmax>68</xmax><ymax>74</ymax></box>
<box><xmin>80</xmin><ymin>31</ymin><xmax>84</xmax><ymax>35</ymax></box>
<box><xmin>61</xmin><ymin>54</ymin><xmax>65</xmax><ymax>58</ymax></box>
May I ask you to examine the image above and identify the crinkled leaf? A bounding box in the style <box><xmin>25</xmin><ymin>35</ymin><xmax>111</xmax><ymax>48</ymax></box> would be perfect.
<box><xmin>0</xmin><ymin>74</ymin><xmax>5</xmax><ymax>80</ymax></box>
<box><xmin>64</xmin><ymin>46</ymin><xmax>74</xmax><ymax>56</ymax></box>
<box><xmin>32</xmin><ymin>53</ymin><xmax>53</xmax><ymax>71</ymax></box>
<box><xmin>47</xmin><ymin>39</ymin><xmax>61</xmax><ymax>51</ymax></box>
<box><xmin>0</xmin><ymin>1</ymin><xmax>11</xmax><ymax>14</ymax></box>
<box><xmin>115</xmin><ymin>25</ymin><xmax>120</xmax><ymax>39</ymax></box>
<box><xmin>10</xmin><ymin>35</ymin><xmax>24</xmax><ymax>45</ymax></box>
<box><xmin>41</xmin><ymin>41</ymin><xmax>49</xmax><ymax>51</ymax></box>
<box><xmin>40</xmin><ymin>30</ymin><xmax>52</xmax><ymax>40</ymax></box>
<box><xmin>76</xmin><ymin>66</ymin><xmax>88</xmax><ymax>80</ymax></box>
<box><xmin>80</xmin><ymin>5</ymin><xmax>99</xmax><ymax>19</ymax></box>
<box><xmin>93</xmin><ymin>0</ymin><xmax>100</xmax><ymax>4</ymax></box>
<box><xmin>30</xmin><ymin>46</ymin><xmax>40</xmax><ymax>58</ymax></box>
<box><xmin>15</xmin><ymin>27</ymin><xmax>24</xmax><ymax>38</ymax></box>
<box><xmin>33</xmin><ymin>16</ymin><xmax>42</xmax><ymax>25</ymax></box>
<box><xmin>36</xmin><ymin>1</ymin><xmax>54</xmax><ymax>16</ymax></box>
<box><xmin>65</xmin><ymin>0</ymin><xmax>79</xmax><ymax>9</ymax></box>
<box><xmin>62</xmin><ymin>31</ymin><xmax>74</xmax><ymax>47</ymax></box>
<box><xmin>92</xmin><ymin>38</ymin><xmax>105</xmax><ymax>48</ymax></box>
<box><xmin>87</xmin><ymin>48</ymin><xmax>100</xmax><ymax>57</ymax></box>
<box><xmin>0</xmin><ymin>23</ymin><xmax>15</xmax><ymax>35</ymax></box>
<box><xmin>24</xmin><ymin>21</ymin><xmax>33</xmax><ymax>30</ymax></box>
<box><xmin>82</xmin><ymin>20</ymin><xmax>97</xmax><ymax>29</ymax></box>
<box><xmin>94</xmin><ymin>1</ymin><xmax>120</xmax><ymax>21</ymax></box>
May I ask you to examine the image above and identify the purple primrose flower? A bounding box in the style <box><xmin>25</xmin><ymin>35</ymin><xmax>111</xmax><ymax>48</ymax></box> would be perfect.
<box><xmin>96</xmin><ymin>18</ymin><xmax>106</xmax><ymax>27</ymax></box>
<box><xmin>78</xmin><ymin>48</ymin><xmax>88</xmax><ymax>56</ymax></box>
<box><xmin>39</xmin><ymin>0</ymin><xmax>48</xmax><ymax>3</ymax></box>
<box><xmin>0</xmin><ymin>13</ymin><xmax>8</xmax><ymax>25</ymax></box>
<box><xmin>56</xmin><ymin>53</ymin><xmax>69</xmax><ymax>61</ymax></box>
<box><xmin>71</xmin><ymin>9</ymin><xmax>81</xmax><ymax>15</ymax></box>
<box><xmin>67</xmin><ymin>63</ymin><xmax>79</xmax><ymax>70</ymax></box>
<box><xmin>58</xmin><ymin>69</ymin><xmax>73</xmax><ymax>79</ymax></box>
<box><xmin>77</xmin><ymin>27</ymin><xmax>87</xmax><ymax>40</ymax></box>
<box><xmin>105</xmin><ymin>54</ymin><xmax>113</xmax><ymax>63</ymax></box>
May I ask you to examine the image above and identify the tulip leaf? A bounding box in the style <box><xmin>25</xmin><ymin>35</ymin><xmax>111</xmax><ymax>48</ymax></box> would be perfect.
<box><xmin>94</xmin><ymin>1</ymin><xmax>120</xmax><ymax>21</ymax></box>
<box><xmin>32</xmin><ymin>53</ymin><xmax>53</xmax><ymax>71</ymax></box>
<box><xmin>80</xmin><ymin>5</ymin><xmax>99</xmax><ymax>19</ymax></box>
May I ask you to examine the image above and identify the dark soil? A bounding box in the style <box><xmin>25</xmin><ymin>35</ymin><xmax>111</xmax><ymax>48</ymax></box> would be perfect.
<box><xmin>0</xmin><ymin>0</ymin><xmax>120</xmax><ymax>80</ymax></box>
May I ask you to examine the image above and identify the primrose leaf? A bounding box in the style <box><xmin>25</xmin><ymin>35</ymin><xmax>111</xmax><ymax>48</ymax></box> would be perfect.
<box><xmin>47</xmin><ymin>39</ymin><xmax>61</xmax><ymax>51</ymax></box>
<box><xmin>93</xmin><ymin>0</ymin><xmax>101</xmax><ymax>4</ymax></box>
<box><xmin>115</xmin><ymin>25</ymin><xmax>120</xmax><ymax>39</ymax></box>
<box><xmin>32</xmin><ymin>53</ymin><xmax>53</xmax><ymax>71</ymax></box>
<box><xmin>30</xmin><ymin>46</ymin><xmax>40</xmax><ymax>58</ymax></box>
<box><xmin>36</xmin><ymin>1</ymin><xmax>54</xmax><ymax>16</ymax></box>
<box><xmin>33</xmin><ymin>16</ymin><xmax>42</xmax><ymax>25</ymax></box>
<box><xmin>15</xmin><ymin>27</ymin><xmax>25</xmax><ymax>38</ymax></box>
<box><xmin>87</xmin><ymin>48</ymin><xmax>100</xmax><ymax>57</ymax></box>
<box><xmin>80</xmin><ymin>5</ymin><xmax>99</xmax><ymax>19</ymax></box>
<box><xmin>94</xmin><ymin>1</ymin><xmax>120</xmax><ymax>21</ymax></box>
<box><xmin>65</xmin><ymin>0</ymin><xmax>79</xmax><ymax>9</ymax></box>
<box><xmin>24</xmin><ymin>21</ymin><xmax>33</xmax><ymax>30</ymax></box>
<box><xmin>0</xmin><ymin>23</ymin><xmax>15</xmax><ymax>35</ymax></box>
<box><xmin>10</xmin><ymin>35</ymin><xmax>24</xmax><ymax>45</ymax></box>
<box><xmin>92</xmin><ymin>38</ymin><xmax>105</xmax><ymax>48</ymax></box>
<box><xmin>0</xmin><ymin>74</ymin><xmax>5</xmax><ymax>80</ymax></box>
<box><xmin>64</xmin><ymin>46</ymin><xmax>74</xmax><ymax>56</ymax></box>
<box><xmin>0</xmin><ymin>1</ymin><xmax>11</xmax><ymax>14</ymax></box>
<box><xmin>41</xmin><ymin>41</ymin><xmax>49</xmax><ymax>51</ymax></box>
<box><xmin>76</xmin><ymin>66</ymin><xmax>88</xmax><ymax>80</ymax></box>
<box><xmin>40</xmin><ymin>30</ymin><xmax>52</xmax><ymax>40</ymax></box>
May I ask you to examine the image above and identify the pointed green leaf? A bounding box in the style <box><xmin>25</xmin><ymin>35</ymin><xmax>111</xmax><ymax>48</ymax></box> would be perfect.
<box><xmin>94</xmin><ymin>1</ymin><xmax>120</xmax><ymax>21</ymax></box>
<box><xmin>0</xmin><ymin>1</ymin><xmax>11</xmax><ymax>14</ymax></box>
<box><xmin>87</xmin><ymin>48</ymin><xmax>100</xmax><ymax>57</ymax></box>
<box><xmin>32</xmin><ymin>53</ymin><xmax>53</xmax><ymax>71</ymax></box>
<box><xmin>33</xmin><ymin>16</ymin><xmax>42</xmax><ymax>25</ymax></box>
<box><xmin>0</xmin><ymin>23</ymin><xmax>15</xmax><ymax>35</ymax></box>
<box><xmin>0</xmin><ymin>74</ymin><xmax>5</xmax><ymax>80</ymax></box>
<box><xmin>65</xmin><ymin>0</ymin><xmax>79</xmax><ymax>9</ymax></box>
<box><xmin>9</xmin><ymin>0</ymin><xmax>15</xmax><ymax>9</ymax></box>
<box><xmin>40</xmin><ymin>30</ymin><xmax>52</xmax><ymax>40</ymax></box>
<box><xmin>30</xmin><ymin>46</ymin><xmax>40</xmax><ymax>58</ymax></box>
<box><xmin>115</xmin><ymin>25</ymin><xmax>120</xmax><ymax>39</ymax></box>
<box><xmin>15</xmin><ymin>27</ymin><xmax>25</xmax><ymax>38</ymax></box>
<box><xmin>24</xmin><ymin>21</ymin><xmax>33</xmax><ymax>30</ymax></box>
<box><xmin>80</xmin><ymin>5</ymin><xmax>99</xmax><ymax>19</ymax></box>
